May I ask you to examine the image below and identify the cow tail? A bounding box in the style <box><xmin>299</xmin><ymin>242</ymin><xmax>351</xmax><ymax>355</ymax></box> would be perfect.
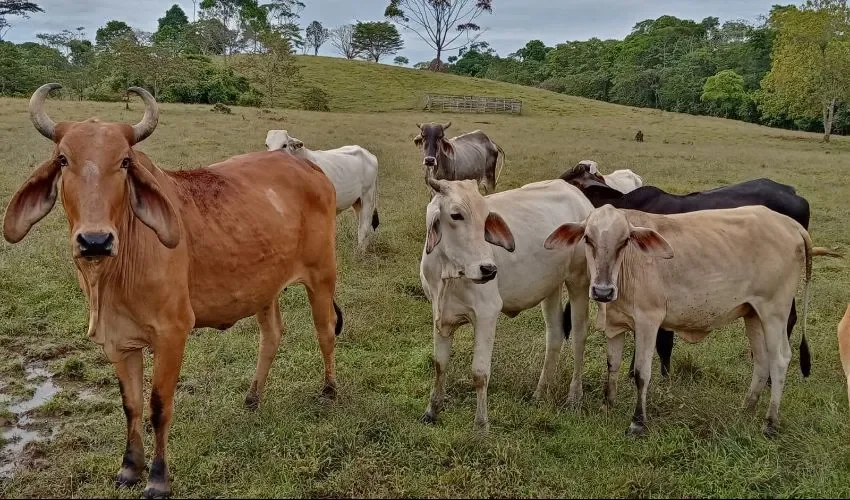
<box><xmin>494</xmin><ymin>141</ymin><xmax>507</xmax><ymax>184</ymax></box>
<box><xmin>799</xmin><ymin>226</ymin><xmax>812</xmax><ymax>378</ymax></box>
<box><xmin>333</xmin><ymin>300</ymin><xmax>344</xmax><ymax>337</ymax></box>
<box><xmin>811</xmin><ymin>246</ymin><xmax>843</xmax><ymax>258</ymax></box>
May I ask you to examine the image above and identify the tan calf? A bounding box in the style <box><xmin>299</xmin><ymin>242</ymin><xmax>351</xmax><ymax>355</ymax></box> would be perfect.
<box><xmin>839</xmin><ymin>304</ymin><xmax>850</xmax><ymax>409</ymax></box>
<box><xmin>3</xmin><ymin>84</ymin><xmax>342</xmax><ymax>498</ymax></box>
<box><xmin>546</xmin><ymin>205</ymin><xmax>812</xmax><ymax>437</ymax></box>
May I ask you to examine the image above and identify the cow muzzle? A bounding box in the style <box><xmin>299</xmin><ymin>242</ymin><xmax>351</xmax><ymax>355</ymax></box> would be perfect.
<box><xmin>423</xmin><ymin>156</ymin><xmax>437</xmax><ymax>167</ymax></box>
<box><xmin>471</xmin><ymin>263</ymin><xmax>498</xmax><ymax>284</ymax></box>
<box><xmin>75</xmin><ymin>231</ymin><xmax>117</xmax><ymax>259</ymax></box>
<box><xmin>590</xmin><ymin>284</ymin><xmax>616</xmax><ymax>303</ymax></box>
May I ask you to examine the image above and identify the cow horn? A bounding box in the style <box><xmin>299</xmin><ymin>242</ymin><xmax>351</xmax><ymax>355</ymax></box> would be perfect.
<box><xmin>442</xmin><ymin>121</ymin><xmax>451</xmax><ymax>130</ymax></box>
<box><xmin>29</xmin><ymin>83</ymin><xmax>61</xmax><ymax>140</ymax></box>
<box><xmin>424</xmin><ymin>166</ymin><xmax>446</xmax><ymax>193</ymax></box>
<box><xmin>127</xmin><ymin>87</ymin><xmax>159</xmax><ymax>144</ymax></box>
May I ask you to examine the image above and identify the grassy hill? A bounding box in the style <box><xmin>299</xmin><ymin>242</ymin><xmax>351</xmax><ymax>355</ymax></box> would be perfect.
<box><xmin>1</xmin><ymin>55</ymin><xmax>850</xmax><ymax>498</ymax></box>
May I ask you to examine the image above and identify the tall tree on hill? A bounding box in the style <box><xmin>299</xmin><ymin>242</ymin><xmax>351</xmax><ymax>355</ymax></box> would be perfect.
<box><xmin>263</xmin><ymin>0</ymin><xmax>305</xmax><ymax>51</ymax></box>
<box><xmin>761</xmin><ymin>0</ymin><xmax>850</xmax><ymax>142</ymax></box>
<box><xmin>96</xmin><ymin>20</ymin><xmax>134</xmax><ymax>47</ymax></box>
<box><xmin>0</xmin><ymin>0</ymin><xmax>44</xmax><ymax>41</ymax></box>
<box><xmin>329</xmin><ymin>24</ymin><xmax>358</xmax><ymax>59</ymax></box>
<box><xmin>305</xmin><ymin>20</ymin><xmax>328</xmax><ymax>55</ymax></box>
<box><xmin>200</xmin><ymin>0</ymin><xmax>268</xmax><ymax>56</ymax></box>
<box><xmin>155</xmin><ymin>4</ymin><xmax>190</xmax><ymax>45</ymax></box>
<box><xmin>385</xmin><ymin>0</ymin><xmax>493</xmax><ymax>71</ymax></box>
<box><xmin>235</xmin><ymin>27</ymin><xmax>301</xmax><ymax>106</ymax></box>
<box><xmin>353</xmin><ymin>21</ymin><xmax>403</xmax><ymax>63</ymax></box>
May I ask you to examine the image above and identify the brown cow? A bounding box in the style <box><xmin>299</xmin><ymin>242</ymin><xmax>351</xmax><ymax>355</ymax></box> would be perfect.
<box><xmin>3</xmin><ymin>84</ymin><xmax>342</xmax><ymax>498</ymax></box>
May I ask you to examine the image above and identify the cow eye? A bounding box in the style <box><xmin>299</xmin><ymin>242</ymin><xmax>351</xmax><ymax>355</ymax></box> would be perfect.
<box><xmin>450</xmin><ymin>213</ymin><xmax>464</xmax><ymax>221</ymax></box>
<box><xmin>121</xmin><ymin>158</ymin><xmax>131</xmax><ymax>169</ymax></box>
<box><xmin>57</xmin><ymin>155</ymin><xmax>68</xmax><ymax>168</ymax></box>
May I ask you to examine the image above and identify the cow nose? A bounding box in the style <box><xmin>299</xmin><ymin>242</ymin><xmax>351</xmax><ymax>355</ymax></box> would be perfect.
<box><xmin>591</xmin><ymin>285</ymin><xmax>615</xmax><ymax>303</ymax></box>
<box><xmin>77</xmin><ymin>232</ymin><xmax>115</xmax><ymax>257</ymax></box>
<box><xmin>479</xmin><ymin>264</ymin><xmax>497</xmax><ymax>280</ymax></box>
<box><xmin>424</xmin><ymin>156</ymin><xmax>436</xmax><ymax>166</ymax></box>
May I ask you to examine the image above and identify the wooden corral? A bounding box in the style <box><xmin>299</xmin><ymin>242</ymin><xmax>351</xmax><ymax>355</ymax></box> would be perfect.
<box><xmin>423</xmin><ymin>93</ymin><xmax>522</xmax><ymax>114</ymax></box>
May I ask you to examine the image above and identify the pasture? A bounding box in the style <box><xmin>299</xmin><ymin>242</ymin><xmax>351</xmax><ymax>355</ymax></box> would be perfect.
<box><xmin>1</xmin><ymin>75</ymin><xmax>850</xmax><ymax>497</ymax></box>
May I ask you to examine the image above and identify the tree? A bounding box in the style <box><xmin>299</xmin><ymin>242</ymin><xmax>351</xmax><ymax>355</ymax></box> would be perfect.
<box><xmin>0</xmin><ymin>1</ymin><xmax>43</xmax><ymax>40</ymax></box>
<box><xmin>183</xmin><ymin>18</ymin><xmax>232</xmax><ymax>55</ymax></box>
<box><xmin>235</xmin><ymin>27</ymin><xmax>301</xmax><ymax>106</ymax></box>
<box><xmin>510</xmin><ymin>39</ymin><xmax>549</xmax><ymax>62</ymax></box>
<box><xmin>305</xmin><ymin>20</ymin><xmax>328</xmax><ymax>55</ymax></box>
<box><xmin>96</xmin><ymin>20</ymin><xmax>134</xmax><ymax>47</ymax></box>
<box><xmin>385</xmin><ymin>0</ymin><xmax>493</xmax><ymax>70</ymax></box>
<box><xmin>701</xmin><ymin>69</ymin><xmax>747</xmax><ymax>117</ymax></box>
<box><xmin>761</xmin><ymin>1</ymin><xmax>850</xmax><ymax>141</ymax></box>
<box><xmin>263</xmin><ymin>0</ymin><xmax>305</xmax><ymax>50</ymax></box>
<box><xmin>353</xmin><ymin>21</ymin><xmax>403</xmax><ymax>63</ymax></box>
<box><xmin>394</xmin><ymin>55</ymin><xmax>408</xmax><ymax>65</ymax></box>
<box><xmin>200</xmin><ymin>0</ymin><xmax>269</xmax><ymax>56</ymax></box>
<box><xmin>329</xmin><ymin>24</ymin><xmax>358</xmax><ymax>59</ymax></box>
<box><xmin>155</xmin><ymin>4</ymin><xmax>190</xmax><ymax>45</ymax></box>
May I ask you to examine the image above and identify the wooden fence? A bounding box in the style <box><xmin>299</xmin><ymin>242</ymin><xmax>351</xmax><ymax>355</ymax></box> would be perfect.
<box><xmin>423</xmin><ymin>94</ymin><xmax>522</xmax><ymax>114</ymax></box>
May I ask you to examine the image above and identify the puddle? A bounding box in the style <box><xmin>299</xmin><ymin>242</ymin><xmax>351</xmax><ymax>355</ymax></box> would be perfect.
<box><xmin>1</xmin><ymin>364</ymin><xmax>60</xmax><ymax>479</ymax></box>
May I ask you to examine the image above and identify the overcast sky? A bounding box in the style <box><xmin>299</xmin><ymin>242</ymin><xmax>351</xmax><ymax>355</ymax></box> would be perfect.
<box><xmin>5</xmin><ymin>0</ymin><xmax>785</xmax><ymax>63</ymax></box>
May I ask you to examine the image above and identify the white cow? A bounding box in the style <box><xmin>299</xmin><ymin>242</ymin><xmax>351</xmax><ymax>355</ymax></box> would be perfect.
<box><xmin>266</xmin><ymin>129</ymin><xmax>379</xmax><ymax>253</ymax></box>
<box><xmin>578</xmin><ymin>160</ymin><xmax>643</xmax><ymax>194</ymax></box>
<box><xmin>419</xmin><ymin>173</ymin><xmax>594</xmax><ymax>431</ymax></box>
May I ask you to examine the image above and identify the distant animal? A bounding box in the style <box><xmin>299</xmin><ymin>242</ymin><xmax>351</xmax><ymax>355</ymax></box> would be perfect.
<box><xmin>266</xmin><ymin>129</ymin><xmax>380</xmax><ymax>254</ymax></box>
<box><xmin>839</xmin><ymin>304</ymin><xmax>850</xmax><ymax>409</ymax></box>
<box><xmin>560</xmin><ymin>164</ymin><xmax>813</xmax><ymax>379</ymax></box>
<box><xmin>413</xmin><ymin>122</ymin><xmax>505</xmax><ymax>194</ymax></box>
<box><xmin>4</xmin><ymin>84</ymin><xmax>343</xmax><ymax>498</ymax></box>
<box><xmin>419</xmin><ymin>170</ymin><xmax>594</xmax><ymax>431</ymax></box>
<box><xmin>577</xmin><ymin>160</ymin><xmax>643</xmax><ymax>194</ymax></box>
<box><xmin>545</xmin><ymin>204</ymin><xmax>814</xmax><ymax>437</ymax></box>
<box><xmin>635</xmin><ymin>130</ymin><xmax>644</xmax><ymax>142</ymax></box>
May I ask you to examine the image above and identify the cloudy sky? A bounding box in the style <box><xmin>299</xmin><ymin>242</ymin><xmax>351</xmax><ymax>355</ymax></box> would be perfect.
<box><xmin>5</xmin><ymin>0</ymin><xmax>784</xmax><ymax>63</ymax></box>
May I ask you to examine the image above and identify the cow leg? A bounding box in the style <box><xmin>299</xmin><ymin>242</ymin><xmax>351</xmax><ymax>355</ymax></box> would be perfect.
<box><xmin>306</xmin><ymin>277</ymin><xmax>338</xmax><ymax>397</ymax></box>
<box><xmin>245</xmin><ymin>300</ymin><xmax>285</xmax><ymax>410</ymax></box>
<box><xmin>533</xmin><ymin>291</ymin><xmax>564</xmax><ymax>401</ymax></box>
<box><xmin>603</xmin><ymin>333</ymin><xmax>625</xmax><ymax>410</ymax></box>
<box><xmin>743</xmin><ymin>313</ymin><xmax>769</xmax><ymax>411</ymax></box>
<box><xmin>762</xmin><ymin>314</ymin><xmax>791</xmax><ymax>437</ymax></box>
<box><xmin>629</xmin><ymin>328</ymin><xmax>674</xmax><ymax>378</ymax></box>
<box><xmin>627</xmin><ymin>322</ymin><xmax>659</xmax><ymax>437</ymax></box>
<box><xmin>422</xmin><ymin>325</ymin><xmax>455</xmax><ymax>424</ymax></box>
<box><xmin>566</xmin><ymin>282</ymin><xmax>590</xmax><ymax>407</ymax></box>
<box><xmin>144</xmin><ymin>334</ymin><xmax>188</xmax><ymax>499</ymax></box>
<box><xmin>357</xmin><ymin>185</ymin><xmax>379</xmax><ymax>255</ymax></box>
<box><xmin>114</xmin><ymin>350</ymin><xmax>144</xmax><ymax>488</ymax></box>
<box><xmin>471</xmin><ymin>313</ymin><xmax>499</xmax><ymax>432</ymax></box>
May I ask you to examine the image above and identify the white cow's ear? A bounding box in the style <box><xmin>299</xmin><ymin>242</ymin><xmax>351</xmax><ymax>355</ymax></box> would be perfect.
<box><xmin>630</xmin><ymin>226</ymin><xmax>673</xmax><ymax>259</ymax></box>
<box><xmin>425</xmin><ymin>216</ymin><xmax>441</xmax><ymax>254</ymax></box>
<box><xmin>292</xmin><ymin>140</ymin><xmax>304</xmax><ymax>150</ymax></box>
<box><xmin>485</xmin><ymin>212</ymin><xmax>515</xmax><ymax>252</ymax></box>
<box><xmin>544</xmin><ymin>223</ymin><xmax>585</xmax><ymax>250</ymax></box>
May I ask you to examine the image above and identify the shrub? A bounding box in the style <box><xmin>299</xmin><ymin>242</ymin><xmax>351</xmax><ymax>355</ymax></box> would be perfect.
<box><xmin>301</xmin><ymin>86</ymin><xmax>330</xmax><ymax>111</ymax></box>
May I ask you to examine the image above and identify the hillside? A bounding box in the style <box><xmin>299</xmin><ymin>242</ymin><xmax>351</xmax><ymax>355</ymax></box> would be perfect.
<box><xmin>288</xmin><ymin>55</ymin><xmax>608</xmax><ymax>116</ymax></box>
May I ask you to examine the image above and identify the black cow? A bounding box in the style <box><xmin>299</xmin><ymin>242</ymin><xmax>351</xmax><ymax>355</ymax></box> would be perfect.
<box><xmin>560</xmin><ymin>163</ymin><xmax>812</xmax><ymax>378</ymax></box>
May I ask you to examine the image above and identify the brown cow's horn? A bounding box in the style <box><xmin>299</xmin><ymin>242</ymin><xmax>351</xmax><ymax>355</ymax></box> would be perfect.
<box><xmin>29</xmin><ymin>83</ymin><xmax>61</xmax><ymax>140</ymax></box>
<box><xmin>127</xmin><ymin>87</ymin><xmax>159</xmax><ymax>144</ymax></box>
<box><xmin>442</xmin><ymin>121</ymin><xmax>451</xmax><ymax>130</ymax></box>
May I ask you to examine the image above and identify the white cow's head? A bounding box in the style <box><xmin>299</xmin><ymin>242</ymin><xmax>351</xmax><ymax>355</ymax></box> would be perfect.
<box><xmin>265</xmin><ymin>129</ymin><xmax>304</xmax><ymax>152</ymax></box>
<box><xmin>424</xmin><ymin>174</ymin><xmax>515</xmax><ymax>283</ymax></box>
<box><xmin>544</xmin><ymin>204</ymin><xmax>673</xmax><ymax>303</ymax></box>
<box><xmin>577</xmin><ymin>160</ymin><xmax>600</xmax><ymax>175</ymax></box>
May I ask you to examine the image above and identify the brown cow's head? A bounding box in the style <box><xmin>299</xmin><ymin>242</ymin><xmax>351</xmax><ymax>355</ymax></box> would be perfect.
<box><xmin>3</xmin><ymin>83</ymin><xmax>179</xmax><ymax>261</ymax></box>
<box><xmin>413</xmin><ymin>122</ymin><xmax>452</xmax><ymax>168</ymax></box>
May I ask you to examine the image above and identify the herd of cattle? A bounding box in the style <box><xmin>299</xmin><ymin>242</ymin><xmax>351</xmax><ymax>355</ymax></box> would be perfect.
<box><xmin>2</xmin><ymin>83</ymin><xmax>850</xmax><ymax>497</ymax></box>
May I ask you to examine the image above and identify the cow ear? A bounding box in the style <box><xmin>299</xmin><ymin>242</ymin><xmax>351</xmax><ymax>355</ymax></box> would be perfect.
<box><xmin>442</xmin><ymin>121</ymin><xmax>451</xmax><ymax>130</ymax></box>
<box><xmin>3</xmin><ymin>158</ymin><xmax>62</xmax><ymax>244</ymax></box>
<box><xmin>127</xmin><ymin>160</ymin><xmax>180</xmax><ymax>249</ymax></box>
<box><xmin>630</xmin><ymin>226</ymin><xmax>673</xmax><ymax>259</ymax></box>
<box><xmin>413</xmin><ymin>134</ymin><xmax>423</xmax><ymax>146</ymax></box>
<box><xmin>291</xmin><ymin>140</ymin><xmax>304</xmax><ymax>150</ymax></box>
<box><xmin>425</xmin><ymin>215</ymin><xmax>441</xmax><ymax>254</ymax></box>
<box><xmin>544</xmin><ymin>222</ymin><xmax>585</xmax><ymax>250</ymax></box>
<box><xmin>485</xmin><ymin>212</ymin><xmax>515</xmax><ymax>252</ymax></box>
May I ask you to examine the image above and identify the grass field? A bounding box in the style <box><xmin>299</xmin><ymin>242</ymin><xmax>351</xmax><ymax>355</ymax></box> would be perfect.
<box><xmin>1</xmin><ymin>61</ymin><xmax>850</xmax><ymax>498</ymax></box>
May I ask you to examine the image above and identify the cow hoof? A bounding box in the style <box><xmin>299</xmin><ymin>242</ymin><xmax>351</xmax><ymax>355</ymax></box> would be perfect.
<box><xmin>763</xmin><ymin>420</ymin><xmax>779</xmax><ymax>438</ymax></box>
<box><xmin>420</xmin><ymin>411</ymin><xmax>437</xmax><ymax>424</ymax></box>
<box><xmin>115</xmin><ymin>468</ymin><xmax>141</xmax><ymax>488</ymax></box>
<box><xmin>142</xmin><ymin>483</ymin><xmax>171</xmax><ymax>499</ymax></box>
<box><xmin>244</xmin><ymin>390</ymin><xmax>260</xmax><ymax>411</ymax></box>
<box><xmin>626</xmin><ymin>422</ymin><xmax>646</xmax><ymax>437</ymax></box>
<box><xmin>321</xmin><ymin>383</ymin><xmax>337</xmax><ymax>400</ymax></box>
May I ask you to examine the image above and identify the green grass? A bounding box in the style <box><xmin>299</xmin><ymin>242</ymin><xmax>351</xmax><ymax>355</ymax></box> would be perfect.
<box><xmin>1</xmin><ymin>61</ymin><xmax>850</xmax><ymax>498</ymax></box>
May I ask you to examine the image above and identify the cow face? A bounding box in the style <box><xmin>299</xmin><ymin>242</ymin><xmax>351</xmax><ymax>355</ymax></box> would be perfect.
<box><xmin>545</xmin><ymin>205</ymin><xmax>673</xmax><ymax>303</ymax></box>
<box><xmin>414</xmin><ymin>122</ymin><xmax>452</xmax><ymax>167</ymax></box>
<box><xmin>3</xmin><ymin>84</ymin><xmax>179</xmax><ymax>261</ymax></box>
<box><xmin>265</xmin><ymin>129</ymin><xmax>305</xmax><ymax>152</ymax></box>
<box><xmin>424</xmin><ymin>177</ymin><xmax>514</xmax><ymax>282</ymax></box>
